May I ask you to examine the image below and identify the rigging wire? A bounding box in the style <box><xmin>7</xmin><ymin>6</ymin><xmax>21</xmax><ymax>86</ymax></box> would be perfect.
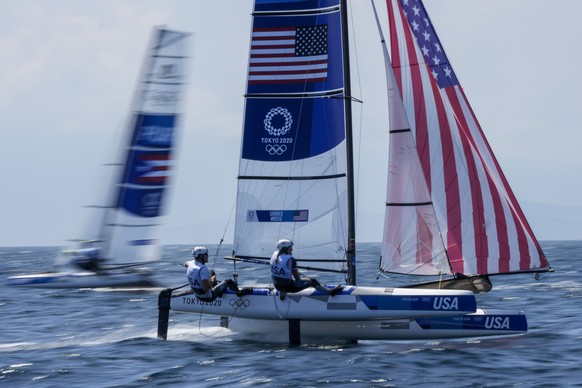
<box><xmin>348</xmin><ymin>0</ymin><xmax>365</xmax><ymax>219</ymax></box>
<box><xmin>208</xmin><ymin>197</ymin><xmax>237</xmax><ymax>273</ymax></box>
<box><xmin>194</xmin><ymin>197</ymin><xmax>250</xmax><ymax>339</ymax></box>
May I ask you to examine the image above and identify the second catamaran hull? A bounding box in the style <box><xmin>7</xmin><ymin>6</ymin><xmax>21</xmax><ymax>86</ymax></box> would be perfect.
<box><xmin>170</xmin><ymin>286</ymin><xmax>477</xmax><ymax>320</ymax></box>
<box><xmin>6</xmin><ymin>271</ymin><xmax>157</xmax><ymax>289</ymax></box>
<box><xmin>223</xmin><ymin>308</ymin><xmax>527</xmax><ymax>341</ymax></box>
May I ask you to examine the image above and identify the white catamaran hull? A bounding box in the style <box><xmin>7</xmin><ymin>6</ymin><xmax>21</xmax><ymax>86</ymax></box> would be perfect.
<box><xmin>6</xmin><ymin>270</ymin><xmax>157</xmax><ymax>289</ymax></box>
<box><xmin>170</xmin><ymin>286</ymin><xmax>477</xmax><ymax>320</ymax></box>
<box><xmin>223</xmin><ymin>308</ymin><xmax>528</xmax><ymax>341</ymax></box>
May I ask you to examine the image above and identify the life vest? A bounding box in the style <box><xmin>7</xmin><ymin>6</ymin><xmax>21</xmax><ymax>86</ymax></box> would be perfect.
<box><xmin>270</xmin><ymin>251</ymin><xmax>293</xmax><ymax>280</ymax></box>
<box><xmin>186</xmin><ymin>260</ymin><xmax>211</xmax><ymax>299</ymax></box>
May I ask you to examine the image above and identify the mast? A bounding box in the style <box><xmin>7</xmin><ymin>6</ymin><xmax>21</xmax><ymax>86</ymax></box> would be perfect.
<box><xmin>340</xmin><ymin>0</ymin><xmax>356</xmax><ymax>286</ymax></box>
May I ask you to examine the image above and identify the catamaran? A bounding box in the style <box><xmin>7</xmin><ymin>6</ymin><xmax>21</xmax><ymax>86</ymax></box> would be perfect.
<box><xmin>158</xmin><ymin>0</ymin><xmax>551</xmax><ymax>343</ymax></box>
<box><xmin>7</xmin><ymin>27</ymin><xmax>191</xmax><ymax>289</ymax></box>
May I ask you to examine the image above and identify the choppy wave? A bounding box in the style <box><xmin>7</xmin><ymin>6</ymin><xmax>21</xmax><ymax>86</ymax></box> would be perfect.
<box><xmin>2</xmin><ymin>242</ymin><xmax>582</xmax><ymax>387</ymax></box>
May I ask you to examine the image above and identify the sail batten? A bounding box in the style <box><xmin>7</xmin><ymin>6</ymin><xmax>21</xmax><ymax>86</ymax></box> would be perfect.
<box><xmin>239</xmin><ymin>173</ymin><xmax>346</xmax><ymax>181</ymax></box>
<box><xmin>247</xmin><ymin>88</ymin><xmax>344</xmax><ymax>98</ymax></box>
<box><xmin>386</xmin><ymin>201</ymin><xmax>433</xmax><ymax>207</ymax></box>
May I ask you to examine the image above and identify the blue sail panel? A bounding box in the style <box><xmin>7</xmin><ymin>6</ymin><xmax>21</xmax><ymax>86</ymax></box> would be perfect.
<box><xmin>247</xmin><ymin>10</ymin><xmax>343</xmax><ymax>95</ymax></box>
<box><xmin>241</xmin><ymin>96</ymin><xmax>345</xmax><ymax>161</ymax></box>
<box><xmin>255</xmin><ymin>0</ymin><xmax>340</xmax><ymax>12</ymax></box>
<box><xmin>117</xmin><ymin>113</ymin><xmax>176</xmax><ymax>217</ymax></box>
<box><xmin>119</xmin><ymin>187</ymin><xmax>166</xmax><ymax>218</ymax></box>
<box><xmin>131</xmin><ymin>114</ymin><xmax>176</xmax><ymax>148</ymax></box>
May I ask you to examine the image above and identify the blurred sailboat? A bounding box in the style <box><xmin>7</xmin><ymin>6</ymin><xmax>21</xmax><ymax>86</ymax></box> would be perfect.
<box><xmin>8</xmin><ymin>27</ymin><xmax>190</xmax><ymax>289</ymax></box>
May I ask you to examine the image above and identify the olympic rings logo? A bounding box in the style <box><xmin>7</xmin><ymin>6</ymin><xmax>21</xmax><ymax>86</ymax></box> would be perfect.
<box><xmin>229</xmin><ymin>298</ymin><xmax>250</xmax><ymax>310</ymax></box>
<box><xmin>265</xmin><ymin>144</ymin><xmax>287</xmax><ymax>156</ymax></box>
<box><xmin>421</xmin><ymin>297</ymin><xmax>432</xmax><ymax>303</ymax></box>
<box><xmin>264</xmin><ymin>107</ymin><xmax>293</xmax><ymax>136</ymax></box>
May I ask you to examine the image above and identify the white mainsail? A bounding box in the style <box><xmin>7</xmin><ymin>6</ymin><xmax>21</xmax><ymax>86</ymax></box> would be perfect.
<box><xmin>232</xmin><ymin>5</ymin><xmax>351</xmax><ymax>275</ymax></box>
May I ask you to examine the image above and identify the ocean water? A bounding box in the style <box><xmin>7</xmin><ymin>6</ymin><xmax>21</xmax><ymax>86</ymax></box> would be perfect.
<box><xmin>1</xmin><ymin>241</ymin><xmax>581</xmax><ymax>387</ymax></box>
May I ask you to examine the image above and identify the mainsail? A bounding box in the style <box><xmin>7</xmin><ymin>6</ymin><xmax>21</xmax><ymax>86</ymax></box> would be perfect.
<box><xmin>233</xmin><ymin>0</ymin><xmax>353</xmax><ymax>277</ymax></box>
<box><xmin>380</xmin><ymin>0</ymin><xmax>550</xmax><ymax>279</ymax></box>
<box><xmin>76</xmin><ymin>28</ymin><xmax>190</xmax><ymax>265</ymax></box>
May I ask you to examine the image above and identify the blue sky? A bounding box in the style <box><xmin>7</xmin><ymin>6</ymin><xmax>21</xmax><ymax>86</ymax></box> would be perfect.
<box><xmin>1</xmin><ymin>0</ymin><xmax>581</xmax><ymax>247</ymax></box>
